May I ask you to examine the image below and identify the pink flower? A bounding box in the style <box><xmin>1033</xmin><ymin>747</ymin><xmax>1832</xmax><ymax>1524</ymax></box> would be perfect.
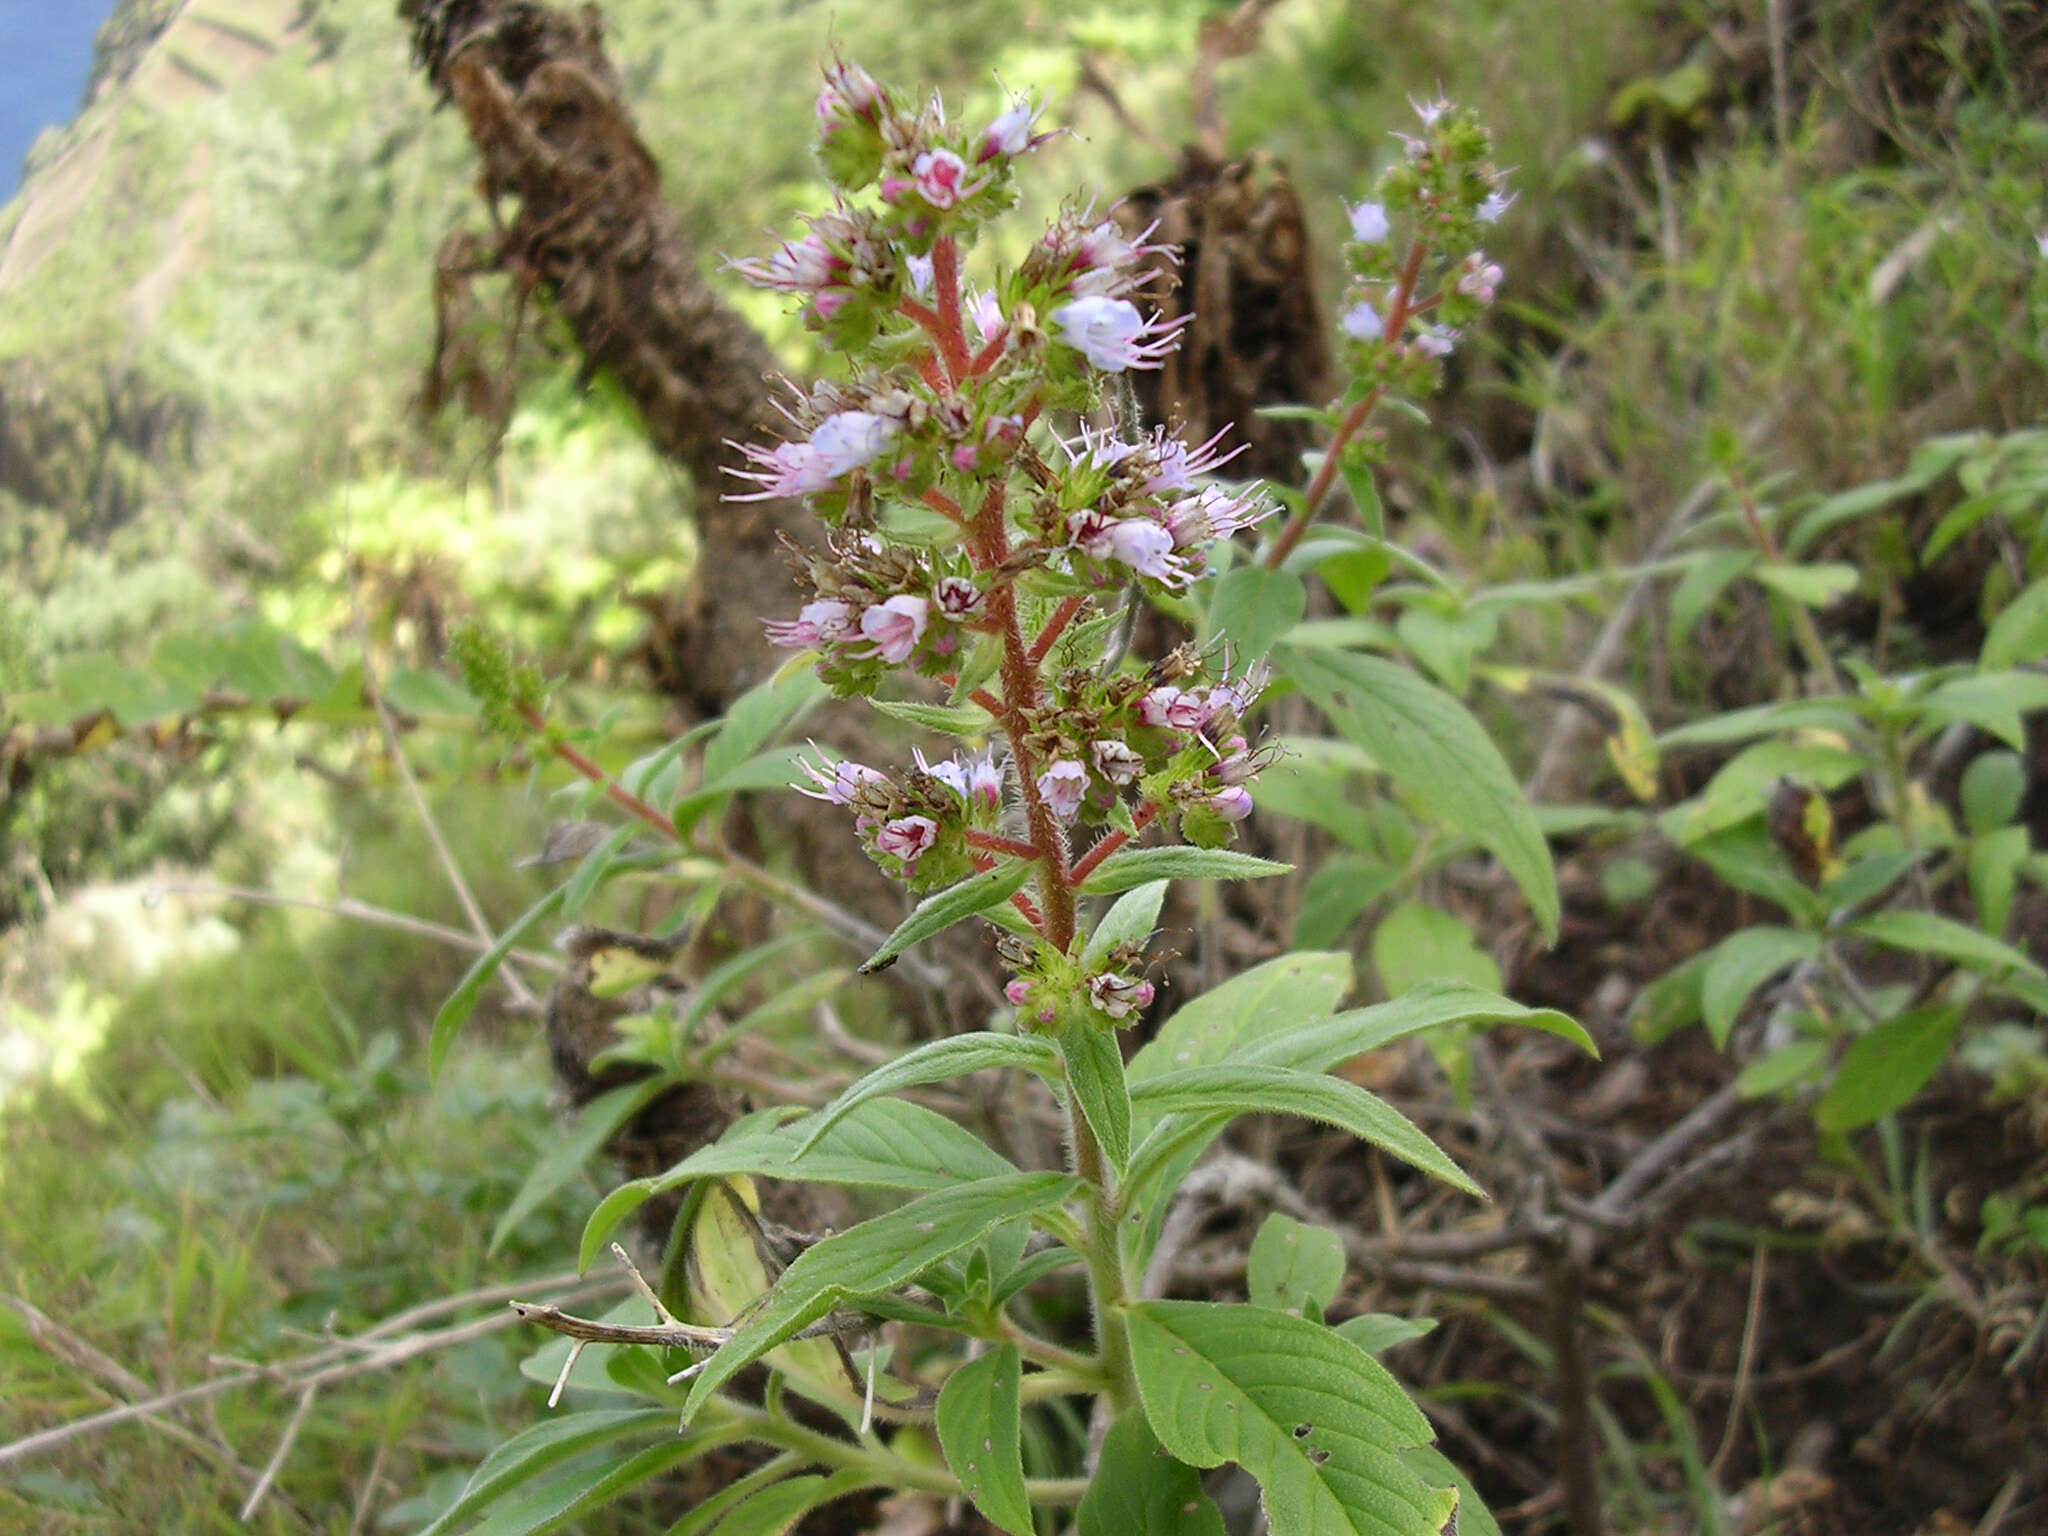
<box><xmin>964</xmin><ymin>750</ymin><xmax>1004</xmax><ymax>809</ymax></box>
<box><xmin>1004</xmin><ymin>977</ymin><xmax>1033</xmax><ymax>1007</ymax></box>
<box><xmin>874</xmin><ymin>815</ymin><xmax>938</xmax><ymax>869</ymax></box>
<box><xmin>1091</xmin><ymin>737</ymin><xmax>1144</xmax><ymax>786</ymax></box>
<box><xmin>980</xmin><ymin>96</ymin><xmax>1045</xmax><ymax>160</ymax></box>
<box><xmin>1413</xmin><ymin>324</ymin><xmax>1458</xmax><ymax>358</ymax></box>
<box><xmin>1208</xmin><ymin>664</ymin><xmax>1271</xmax><ymax>717</ymax></box>
<box><xmin>1209</xmin><ymin>735</ymin><xmax>1255</xmax><ymax>786</ymax></box>
<box><xmin>811</xmin><ymin>289</ymin><xmax>851</xmax><ymax>322</ymax></box>
<box><xmin>934</xmin><ymin>575</ymin><xmax>983</xmax><ymax>620</ymax></box>
<box><xmin>1145</xmin><ymin>426</ymin><xmax>1245</xmax><ymax>492</ymax></box>
<box><xmin>1164</xmin><ymin>485</ymin><xmax>1276</xmax><ymax>549</ymax></box>
<box><xmin>1138</xmin><ymin>686</ymin><xmax>1213</xmax><ymax>732</ymax></box>
<box><xmin>764</xmin><ymin>598</ymin><xmax>854</xmax><ymax>648</ymax></box>
<box><xmin>914</xmin><ymin>747</ymin><xmax>971</xmax><ymax>801</ymax></box>
<box><xmin>1105</xmin><ymin>519</ymin><xmax>1191</xmax><ymax>585</ymax></box>
<box><xmin>817</xmin><ymin>59</ymin><xmax>887</xmax><ymax>125</ymax></box>
<box><xmin>1089</xmin><ymin>972</ymin><xmax>1155</xmax><ymax>1019</ymax></box>
<box><xmin>809</xmin><ymin>411</ymin><xmax>895</xmax><ymax>477</ymax></box>
<box><xmin>1050</xmin><ymin>295</ymin><xmax>1187</xmax><ymax>372</ymax></box>
<box><xmin>912</xmin><ymin>149</ymin><xmax>973</xmax><ymax>209</ymax></box>
<box><xmin>857</xmin><ymin>594</ymin><xmax>929</xmax><ymax>663</ymax></box>
<box><xmin>1205</xmin><ymin>785</ymin><xmax>1255</xmax><ymax>822</ymax></box>
<box><xmin>968</xmin><ymin>290</ymin><xmax>1005</xmax><ymax>343</ymax></box>
<box><xmin>1348</xmin><ymin>201</ymin><xmax>1391</xmax><ymax>244</ymax></box>
<box><xmin>796</xmin><ymin>752</ymin><xmax>886</xmax><ymax>805</ymax></box>
<box><xmin>1036</xmin><ymin>759</ymin><xmax>1088</xmax><ymax>821</ymax></box>
<box><xmin>1456</xmin><ymin>254</ymin><xmax>1502</xmax><ymax>303</ymax></box>
<box><xmin>733</xmin><ymin>233</ymin><xmax>838</xmax><ymax>293</ymax></box>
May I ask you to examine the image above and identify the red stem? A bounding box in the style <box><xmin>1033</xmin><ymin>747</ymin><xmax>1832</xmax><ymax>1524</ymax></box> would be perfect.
<box><xmin>930</xmin><ymin>236</ymin><xmax>971</xmax><ymax>382</ymax></box>
<box><xmin>970</xmin><ymin>688</ymin><xmax>1004</xmax><ymax>716</ymax></box>
<box><xmin>923</xmin><ymin>488</ymin><xmax>964</xmax><ymax>521</ymax></box>
<box><xmin>521</xmin><ymin>704</ymin><xmax>682</xmax><ymax>844</ymax></box>
<box><xmin>1264</xmin><ymin>240</ymin><xmax>1431</xmax><ymax>570</ymax></box>
<box><xmin>968</xmin><ymin>329</ymin><xmax>1009</xmax><ymax>377</ymax></box>
<box><xmin>1027</xmin><ymin>595</ymin><xmax>1086</xmax><ymax>667</ymax></box>
<box><xmin>967</xmin><ymin>829</ymin><xmax>1041</xmax><ymax>860</ymax></box>
<box><xmin>1070</xmin><ymin>801</ymin><xmax>1159</xmax><ymax>886</ymax></box>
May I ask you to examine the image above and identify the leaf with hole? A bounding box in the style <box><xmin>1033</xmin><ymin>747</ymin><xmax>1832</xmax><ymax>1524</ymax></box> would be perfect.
<box><xmin>1127</xmin><ymin>1300</ymin><xmax>1457</xmax><ymax>1536</ymax></box>
<box><xmin>1248</xmin><ymin>1214</ymin><xmax>1346</xmax><ymax>1318</ymax></box>
<box><xmin>936</xmin><ymin>1345</ymin><xmax>1032</xmax><ymax>1535</ymax></box>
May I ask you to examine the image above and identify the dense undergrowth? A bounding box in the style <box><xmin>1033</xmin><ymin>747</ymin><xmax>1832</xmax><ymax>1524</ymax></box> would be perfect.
<box><xmin>3</xmin><ymin>0</ymin><xmax>2046</xmax><ymax>1532</ymax></box>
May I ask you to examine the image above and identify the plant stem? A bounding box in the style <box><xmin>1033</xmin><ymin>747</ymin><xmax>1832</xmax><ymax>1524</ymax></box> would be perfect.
<box><xmin>1066</xmin><ymin>1108</ymin><xmax>1135</xmax><ymax>1411</ymax></box>
<box><xmin>1264</xmin><ymin>240</ymin><xmax>1430</xmax><ymax>569</ymax></box>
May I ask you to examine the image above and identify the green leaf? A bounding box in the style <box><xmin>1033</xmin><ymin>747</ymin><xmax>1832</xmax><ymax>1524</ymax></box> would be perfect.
<box><xmin>1294</xmin><ymin>857</ymin><xmax>1398</xmax><ymax>950</ymax></box>
<box><xmin>579</xmin><ymin>1101</ymin><xmax>1019</xmax><ymax>1271</ymax></box>
<box><xmin>1371</xmin><ymin>902</ymin><xmax>1500</xmax><ymax>997</ymax></box>
<box><xmin>51</xmin><ymin>654</ymin><xmax>201</xmax><ymax>727</ymax></box>
<box><xmin>1241</xmin><ymin>981</ymin><xmax>1598</xmax><ymax>1071</ymax></box>
<box><xmin>382</xmin><ymin>665</ymin><xmax>479</xmax><ymax>718</ymax></box>
<box><xmin>1752</xmin><ymin>561</ymin><xmax>1858</xmax><ymax>607</ymax></box>
<box><xmin>1396</xmin><ymin>606</ymin><xmax>1497</xmax><ymax>695</ymax></box>
<box><xmin>1982</xmin><ymin>577</ymin><xmax>2048</xmax><ymax>670</ymax></box>
<box><xmin>1078</xmin><ymin>847</ymin><xmax>1291</xmax><ymax>896</ymax></box>
<box><xmin>702</xmin><ymin>670</ymin><xmax>825</xmax><ymax>785</ymax></box>
<box><xmin>1700</xmin><ymin>927</ymin><xmax>1820</xmax><ymax>1047</ymax></box>
<box><xmin>428</xmin><ymin>1435</ymin><xmax>725</xmax><ymax>1536</ymax></box>
<box><xmin>1129</xmin><ymin>952</ymin><xmax>1354</xmax><ymax>1091</ymax></box>
<box><xmin>709</xmin><ymin>1472</ymin><xmax>867</xmax><ymax>1536</ymax></box>
<box><xmin>675</xmin><ymin>746</ymin><xmax>818</xmax><ymax>833</ymax></box>
<box><xmin>794</xmin><ymin>1034</ymin><xmax>1060</xmax><ymax>1157</ymax></box>
<box><xmin>1248</xmin><ymin>1214</ymin><xmax>1346</xmax><ymax>1317</ymax></box>
<box><xmin>1732</xmin><ymin>1038</ymin><xmax>1828</xmax><ymax>1099</ymax></box>
<box><xmin>1078</xmin><ymin>1411</ymin><xmax>1227</xmax><ymax>1536</ymax></box>
<box><xmin>861</xmin><ymin>861</ymin><xmax>1032</xmax><ymax>972</ymax></box>
<box><xmin>1663</xmin><ymin>741</ymin><xmax>1865</xmax><ymax>846</ymax></box>
<box><xmin>414</xmin><ymin>1409</ymin><xmax>676</xmax><ymax>1536</ymax></box>
<box><xmin>1667</xmin><ymin>550</ymin><xmax>1756</xmax><ymax>648</ymax></box>
<box><xmin>1815</xmin><ymin>1004</ymin><xmax>1963</xmax><ymax>1132</ymax></box>
<box><xmin>1059</xmin><ymin>1020</ymin><xmax>1131</xmax><ymax>1174</ymax></box>
<box><xmin>1917</xmin><ymin>671</ymin><xmax>2048</xmax><ymax>752</ymax></box>
<box><xmin>491</xmin><ymin>1078</ymin><xmax>668</xmax><ymax>1257</ymax></box>
<box><xmin>869</xmin><ymin>698</ymin><xmax>997</xmax><ymax>736</ymax></box>
<box><xmin>681</xmin><ymin>1173</ymin><xmax>1082</xmax><ymax>1418</ymax></box>
<box><xmin>1127</xmin><ymin>1065</ymin><xmax>1481</xmax><ymax>1197</ymax></box>
<box><xmin>1969</xmin><ymin>826</ymin><xmax>2029</xmax><ymax>939</ymax></box>
<box><xmin>935</xmin><ymin>1346</ymin><xmax>1032</xmax><ymax>1535</ymax></box>
<box><xmin>431</xmin><ymin>885</ymin><xmax>566</xmax><ymax>1082</ymax></box>
<box><xmin>1126</xmin><ymin>1301</ymin><xmax>1457</xmax><ymax>1536</ymax></box>
<box><xmin>1209</xmin><ymin>565</ymin><xmax>1308</xmax><ymax>662</ymax></box>
<box><xmin>1850</xmin><ymin>910</ymin><xmax>2044</xmax><ymax>979</ymax></box>
<box><xmin>1335</xmin><ymin>1314</ymin><xmax>1438</xmax><ymax>1354</ymax></box>
<box><xmin>1319</xmin><ymin>547</ymin><xmax>1393</xmax><ymax>614</ymax></box>
<box><xmin>1960</xmin><ymin>752</ymin><xmax>2026</xmax><ymax>835</ymax></box>
<box><xmin>1284</xmin><ymin>648</ymin><xmax>1557</xmax><ymax>940</ymax></box>
<box><xmin>1083</xmin><ymin>880</ymin><xmax>1169</xmax><ymax>969</ymax></box>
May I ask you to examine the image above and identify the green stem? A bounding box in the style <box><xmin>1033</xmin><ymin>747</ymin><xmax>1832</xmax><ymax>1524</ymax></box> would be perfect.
<box><xmin>1066</xmin><ymin>1109</ymin><xmax>1135</xmax><ymax>1412</ymax></box>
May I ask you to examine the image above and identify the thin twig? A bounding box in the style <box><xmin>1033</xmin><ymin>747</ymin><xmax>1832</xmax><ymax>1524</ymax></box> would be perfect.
<box><xmin>1707</xmin><ymin>1243</ymin><xmax>1769</xmax><ymax>1485</ymax></box>
<box><xmin>239</xmin><ymin>1383</ymin><xmax>319</xmax><ymax>1522</ymax></box>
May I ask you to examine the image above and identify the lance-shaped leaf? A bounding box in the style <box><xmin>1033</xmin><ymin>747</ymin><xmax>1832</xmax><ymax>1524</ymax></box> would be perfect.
<box><xmin>1242</xmin><ymin>980</ymin><xmax>1596</xmax><ymax>1071</ymax></box>
<box><xmin>1077</xmin><ymin>1411</ymin><xmax>1227</xmax><ymax>1536</ymax></box>
<box><xmin>862</xmin><ymin>861</ymin><xmax>1032</xmax><ymax>973</ymax></box>
<box><xmin>794</xmin><ymin>1033</ymin><xmax>1060</xmax><ymax>1157</ymax></box>
<box><xmin>431</xmin><ymin>884</ymin><xmax>566</xmax><ymax>1081</ymax></box>
<box><xmin>1059</xmin><ymin>1020</ymin><xmax>1131</xmax><ymax>1175</ymax></box>
<box><xmin>579</xmin><ymin>1101</ymin><xmax>1019</xmax><ymax>1269</ymax></box>
<box><xmin>681</xmin><ymin>1173</ymin><xmax>1081</xmax><ymax>1418</ymax></box>
<box><xmin>1284</xmin><ymin>647</ymin><xmax>1557</xmax><ymax>940</ymax></box>
<box><xmin>936</xmin><ymin>1345</ymin><xmax>1032</xmax><ymax>1535</ymax></box>
<box><xmin>1078</xmin><ymin>847</ymin><xmax>1291</xmax><ymax>896</ymax></box>
<box><xmin>1126</xmin><ymin>1065</ymin><xmax>1480</xmax><ymax>1199</ymax></box>
<box><xmin>1127</xmin><ymin>1301</ymin><xmax>1457</xmax><ymax>1536</ymax></box>
<box><xmin>414</xmin><ymin>1409</ymin><xmax>681</xmax><ymax>1536</ymax></box>
<box><xmin>1129</xmin><ymin>952</ymin><xmax>1354</xmax><ymax>1093</ymax></box>
<box><xmin>491</xmin><ymin>1077</ymin><xmax>669</xmax><ymax>1257</ymax></box>
<box><xmin>1082</xmin><ymin>880</ymin><xmax>1169</xmax><ymax>969</ymax></box>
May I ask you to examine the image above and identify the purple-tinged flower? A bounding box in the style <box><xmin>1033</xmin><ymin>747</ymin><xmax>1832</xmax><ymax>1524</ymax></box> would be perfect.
<box><xmin>1455</xmin><ymin>254</ymin><xmax>1502</xmax><ymax>303</ymax></box>
<box><xmin>857</xmin><ymin>594</ymin><xmax>930</xmax><ymax>663</ymax></box>
<box><xmin>934</xmin><ymin>575</ymin><xmax>983</xmax><ymax>620</ymax></box>
<box><xmin>964</xmin><ymin>749</ymin><xmax>1004</xmax><ymax>810</ymax></box>
<box><xmin>812</xmin><ymin>289</ymin><xmax>851</xmax><ymax>322</ymax></box>
<box><xmin>914</xmin><ymin>747</ymin><xmax>972</xmax><ymax>802</ymax></box>
<box><xmin>912</xmin><ymin>149</ymin><xmax>974</xmax><ymax>209</ymax></box>
<box><xmin>1410</xmin><ymin>93</ymin><xmax>1450</xmax><ymax>129</ymax></box>
<box><xmin>797</xmin><ymin>751</ymin><xmax>887</xmax><ymax>805</ymax></box>
<box><xmin>764</xmin><ymin>598</ymin><xmax>854</xmax><ymax>648</ymax></box>
<box><xmin>1349</xmin><ymin>200</ymin><xmax>1391</xmax><ymax>244</ymax></box>
<box><xmin>726</xmin><ymin>439</ymin><xmax>832</xmax><ymax>501</ymax></box>
<box><xmin>1209</xmin><ymin>735</ymin><xmax>1256</xmax><ymax>786</ymax></box>
<box><xmin>1091</xmin><ymin>737</ymin><xmax>1144</xmax><ymax>786</ymax></box>
<box><xmin>1205</xmin><ymin>785</ymin><xmax>1255</xmax><ymax>822</ymax></box>
<box><xmin>1138</xmin><ymin>686</ymin><xmax>1214</xmax><ymax>732</ymax></box>
<box><xmin>1037</xmin><ymin>759</ymin><xmax>1088</xmax><ymax>821</ymax></box>
<box><xmin>1065</xmin><ymin>506</ymin><xmax>1116</xmax><ymax>559</ymax></box>
<box><xmin>1004</xmin><ymin>977</ymin><xmax>1033</xmax><ymax>1007</ymax></box>
<box><xmin>809</xmin><ymin>411</ymin><xmax>896</xmax><ymax>478</ymax></box>
<box><xmin>1342</xmin><ymin>300</ymin><xmax>1383</xmax><ymax>342</ymax></box>
<box><xmin>1050</xmin><ymin>295</ymin><xmax>1187</xmax><ymax>372</ymax></box>
<box><xmin>1145</xmin><ymin>425</ymin><xmax>1246</xmax><ymax>492</ymax></box>
<box><xmin>817</xmin><ymin>59</ymin><xmax>887</xmax><ymax>126</ymax></box>
<box><xmin>1089</xmin><ymin>971</ymin><xmax>1155</xmax><ymax>1020</ymax></box>
<box><xmin>1105</xmin><ymin>519</ymin><xmax>1192</xmax><ymax>585</ymax></box>
<box><xmin>968</xmin><ymin>290</ymin><xmax>1005</xmax><ymax>342</ymax></box>
<box><xmin>980</xmin><ymin>95</ymin><xmax>1045</xmax><ymax>160</ymax></box>
<box><xmin>1477</xmin><ymin>189</ymin><xmax>1515</xmax><ymax>225</ymax></box>
<box><xmin>905</xmin><ymin>253</ymin><xmax>935</xmax><ymax>295</ymax></box>
<box><xmin>1164</xmin><ymin>484</ymin><xmax>1276</xmax><ymax>549</ymax></box>
<box><xmin>1207</xmin><ymin>664</ymin><xmax>1271</xmax><ymax>718</ymax></box>
<box><xmin>951</xmin><ymin>443</ymin><xmax>981</xmax><ymax>471</ymax></box>
<box><xmin>1413</xmin><ymin>324</ymin><xmax>1458</xmax><ymax>358</ymax></box>
<box><xmin>732</xmin><ymin>233</ymin><xmax>839</xmax><ymax>293</ymax></box>
<box><xmin>874</xmin><ymin>815</ymin><xmax>939</xmax><ymax>869</ymax></box>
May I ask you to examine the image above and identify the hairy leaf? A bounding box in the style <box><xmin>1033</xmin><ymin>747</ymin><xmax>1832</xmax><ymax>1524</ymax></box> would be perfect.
<box><xmin>794</xmin><ymin>1033</ymin><xmax>1060</xmax><ymax>1157</ymax></box>
<box><xmin>936</xmin><ymin>1346</ymin><xmax>1032</xmax><ymax>1535</ymax></box>
<box><xmin>861</xmin><ymin>861</ymin><xmax>1032</xmax><ymax>972</ymax></box>
<box><xmin>1077</xmin><ymin>1411</ymin><xmax>1227</xmax><ymax>1536</ymax></box>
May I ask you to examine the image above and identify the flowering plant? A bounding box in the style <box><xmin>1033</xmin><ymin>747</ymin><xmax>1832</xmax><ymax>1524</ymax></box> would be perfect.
<box><xmin>449</xmin><ymin>59</ymin><xmax>1589</xmax><ymax>1536</ymax></box>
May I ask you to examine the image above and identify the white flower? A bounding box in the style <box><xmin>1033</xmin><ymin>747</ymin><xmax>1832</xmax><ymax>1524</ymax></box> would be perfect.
<box><xmin>1342</xmin><ymin>300</ymin><xmax>1383</xmax><ymax>342</ymax></box>
<box><xmin>1349</xmin><ymin>201</ymin><xmax>1390</xmax><ymax>244</ymax></box>
<box><xmin>808</xmin><ymin>411</ymin><xmax>895</xmax><ymax>477</ymax></box>
<box><xmin>1050</xmin><ymin>295</ymin><xmax>1185</xmax><ymax>372</ymax></box>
